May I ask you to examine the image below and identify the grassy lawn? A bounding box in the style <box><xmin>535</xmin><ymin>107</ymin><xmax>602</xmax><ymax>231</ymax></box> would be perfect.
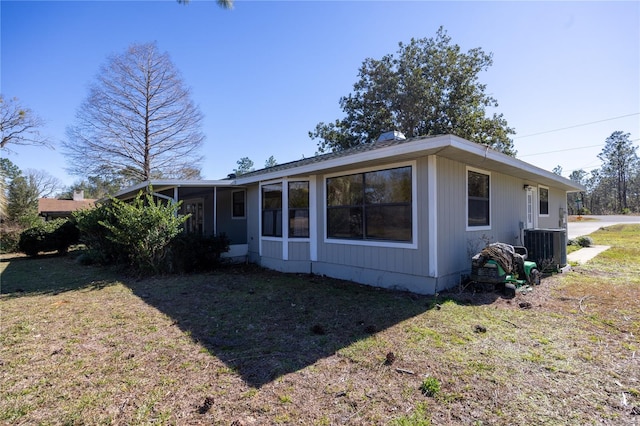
<box><xmin>1</xmin><ymin>225</ymin><xmax>639</xmax><ymax>425</ymax></box>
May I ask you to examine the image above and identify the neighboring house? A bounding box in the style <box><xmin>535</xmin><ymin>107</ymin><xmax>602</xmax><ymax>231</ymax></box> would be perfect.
<box><xmin>38</xmin><ymin>191</ymin><xmax>97</xmax><ymax>221</ymax></box>
<box><xmin>114</xmin><ymin>134</ymin><xmax>584</xmax><ymax>294</ymax></box>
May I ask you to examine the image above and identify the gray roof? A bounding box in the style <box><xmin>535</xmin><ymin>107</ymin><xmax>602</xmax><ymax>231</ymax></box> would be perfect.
<box><xmin>237</xmin><ymin>135</ymin><xmax>421</xmax><ymax>180</ymax></box>
<box><xmin>112</xmin><ymin>134</ymin><xmax>585</xmax><ymax>199</ymax></box>
<box><xmin>235</xmin><ymin>134</ymin><xmax>585</xmax><ymax>192</ymax></box>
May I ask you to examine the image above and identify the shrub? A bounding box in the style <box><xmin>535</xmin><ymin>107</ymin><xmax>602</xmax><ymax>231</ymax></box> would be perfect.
<box><xmin>74</xmin><ymin>203</ymin><xmax>124</xmax><ymax>265</ymax></box>
<box><xmin>574</xmin><ymin>236</ymin><xmax>593</xmax><ymax>248</ymax></box>
<box><xmin>18</xmin><ymin>219</ymin><xmax>80</xmax><ymax>256</ymax></box>
<box><xmin>96</xmin><ymin>189</ymin><xmax>188</xmax><ymax>274</ymax></box>
<box><xmin>0</xmin><ymin>222</ymin><xmax>23</xmax><ymax>253</ymax></box>
<box><xmin>167</xmin><ymin>232</ymin><xmax>230</xmax><ymax>273</ymax></box>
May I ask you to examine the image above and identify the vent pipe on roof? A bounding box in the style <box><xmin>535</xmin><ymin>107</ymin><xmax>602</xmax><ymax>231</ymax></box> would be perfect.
<box><xmin>377</xmin><ymin>130</ymin><xmax>406</xmax><ymax>142</ymax></box>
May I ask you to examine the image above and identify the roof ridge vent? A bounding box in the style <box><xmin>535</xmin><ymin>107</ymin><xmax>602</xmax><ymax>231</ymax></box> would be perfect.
<box><xmin>377</xmin><ymin>130</ymin><xmax>406</xmax><ymax>142</ymax></box>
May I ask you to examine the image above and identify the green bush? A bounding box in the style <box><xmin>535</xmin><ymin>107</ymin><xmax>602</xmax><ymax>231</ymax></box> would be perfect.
<box><xmin>167</xmin><ymin>232</ymin><xmax>230</xmax><ymax>273</ymax></box>
<box><xmin>90</xmin><ymin>189</ymin><xmax>188</xmax><ymax>274</ymax></box>
<box><xmin>574</xmin><ymin>236</ymin><xmax>593</xmax><ymax>248</ymax></box>
<box><xmin>73</xmin><ymin>188</ymin><xmax>231</xmax><ymax>275</ymax></box>
<box><xmin>0</xmin><ymin>222</ymin><xmax>23</xmax><ymax>254</ymax></box>
<box><xmin>74</xmin><ymin>203</ymin><xmax>125</xmax><ymax>265</ymax></box>
<box><xmin>18</xmin><ymin>219</ymin><xmax>80</xmax><ymax>256</ymax></box>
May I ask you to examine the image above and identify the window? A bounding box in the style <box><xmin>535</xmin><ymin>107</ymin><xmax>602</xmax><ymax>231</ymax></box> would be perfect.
<box><xmin>289</xmin><ymin>181</ymin><xmax>309</xmax><ymax>238</ymax></box>
<box><xmin>539</xmin><ymin>186</ymin><xmax>549</xmax><ymax>216</ymax></box>
<box><xmin>262</xmin><ymin>184</ymin><xmax>282</xmax><ymax>237</ymax></box>
<box><xmin>327</xmin><ymin>166</ymin><xmax>412</xmax><ymax>242</ymax></box>
<box><xmin>232</xmin><ymin>190</ymin><xmax>246</xmax><ymax>218</ymax></box>
<box><xmin>467</xmin><ymin>169</ymin><xmax>490</xmax><ymax>228</ymax></box>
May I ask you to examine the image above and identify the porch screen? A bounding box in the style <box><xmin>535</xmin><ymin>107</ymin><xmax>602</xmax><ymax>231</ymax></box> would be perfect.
<box><xmin>327</xmin><ymin>166</ymin><xmax>412</xmax><ymax>242</ymax></box>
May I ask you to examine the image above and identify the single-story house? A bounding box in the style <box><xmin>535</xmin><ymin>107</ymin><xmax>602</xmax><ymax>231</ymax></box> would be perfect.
<box><xmin>113</xmin><ymin>134</ymin><xmax>585</xmax><ymax>294</ymax></box>
<box><xmin>38</xmin><ymin>191</ymin><xmax>97</xmax><ymax>221</ymax></box>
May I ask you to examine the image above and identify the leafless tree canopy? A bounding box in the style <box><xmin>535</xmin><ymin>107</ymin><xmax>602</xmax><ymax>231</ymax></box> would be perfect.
<box><xmin>0</xmin><ymin>95</ymin><xmax>50</xmax><ymax>152</ymax></box>
<box><xmin>25</xmin><ymin>169</ymin><xmax>64</xmax><ymax>199</ymax></box>
<box><xmin>64</xmin><ymin>42</ymin><xmax>205</xmax><ymax>184</ymax></box>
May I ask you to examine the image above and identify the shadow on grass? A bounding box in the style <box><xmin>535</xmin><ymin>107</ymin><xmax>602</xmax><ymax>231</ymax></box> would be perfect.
<box><xmin>0</xmin><ymin>251</ymin><xmax>120</xmax><ymax>297</ymax></box>
<box><xmin>125</xmin><ymin>264</ymin><xmax>443</xmax><ymax>388</ymax></box>
<box><xmin>1</xmin><ymin>252</ymin><xmax>505</xmax><ymax>388</ymax></box>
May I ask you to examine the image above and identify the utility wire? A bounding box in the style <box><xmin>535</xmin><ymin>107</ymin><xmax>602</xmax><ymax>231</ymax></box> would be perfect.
<box><xmin>519</xmin><ymin>143</ymin><xmax>604</xmax><ymax>157</ymax></box>
<box><xmin>514</xmin><ymin>112</ymin><xmax>640</xmax><ymax>139</ymax></box>
<box><xmin>519</xmin><ymin>138</ymin><xmax>640</xmax><ymax>157</ymax></box>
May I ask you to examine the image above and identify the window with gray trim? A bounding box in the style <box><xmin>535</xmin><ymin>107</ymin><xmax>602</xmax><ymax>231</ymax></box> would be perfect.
<box><xmin>289</xmin><ymin>181</ymin><xmax>309</xmax><ymax>238</ymax></box>
<box><xmin>467</xmin><ymin>170</ymin><xmax>490</xmax><ymax>227</ymax></box>
<box><xmin>262</xmin><ymin>184</ymin><xmax>282</xmax><ymax>237</ymax></box>
<box><xmin>539</xmin><ymin>187</ymin><xmax>549</xmax><ymax>216</ymax></box>
<box><xmin>232</xmin><ymin>190</ymin><xmax>245</xmax><ymax>218</ymax></box>
<box><xmin>326</xmin><ymin>166</ymin><xmax>412</xmax><ymax>241</ymax></box>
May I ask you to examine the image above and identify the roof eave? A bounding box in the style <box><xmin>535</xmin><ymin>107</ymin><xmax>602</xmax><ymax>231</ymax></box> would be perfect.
<box><xmin>236</xmin><ymin>134</ymin><xmax>585</xmax><ymax>192</ymax></box>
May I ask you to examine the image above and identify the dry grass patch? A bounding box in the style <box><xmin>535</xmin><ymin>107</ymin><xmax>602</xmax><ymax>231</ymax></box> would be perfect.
<box><xmin>1</xmin><ymin>226</ymin><xmax>639</xmax><ymax>425</ymax></box>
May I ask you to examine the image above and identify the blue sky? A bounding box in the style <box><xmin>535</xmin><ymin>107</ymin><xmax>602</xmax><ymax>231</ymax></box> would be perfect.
<box><xmin>2</xmin><ymin>1</ymin><xmax>639</xmax><ymax>189</ymax></box>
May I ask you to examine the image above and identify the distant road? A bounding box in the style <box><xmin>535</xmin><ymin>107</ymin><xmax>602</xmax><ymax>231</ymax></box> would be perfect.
<box><xmin>567</xmin><ymin>215</ymin><xmax>640</xmax><ymax>239</ymax></box>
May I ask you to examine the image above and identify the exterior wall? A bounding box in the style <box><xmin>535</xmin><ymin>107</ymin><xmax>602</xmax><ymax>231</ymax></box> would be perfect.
<box><xmin>288</xmin><ymin>241</ymin><xmax>310</xmax><ymax>261</ymax></box>
<box><xmin>537</xmin><ymin>186</ymin><xmax>568</xmax><ymax>229</ymax></box>
<box><xmin>246</xmin><ymin>185</ymin><xmax>260</xmax><ymax>263</ymax></box>
<box><xmin>215</xmin><ymin>187</ymin><xmax>247</xmax><ymax>244</ymax></box>
<box><xmin>247</xmin><ymin>155</ymin><xmax>571</xmax><ymax>295</ymax></box>
<box><xmin>438</xmin><ymin>158</ymin><xmax>532</xmax><ymax>285</ymax></box>
<box><xmin>312</xmin><ymin>157</ymin><xmax>433</xmax><ymax>293</ymax></box>
<box><xmin>434</xmin><ymin>157</ymin><xmax>569</xmax><ymax>288</ymax></box>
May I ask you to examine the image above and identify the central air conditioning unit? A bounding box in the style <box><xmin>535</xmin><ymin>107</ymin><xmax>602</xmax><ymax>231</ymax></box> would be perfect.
<box><xmin>524</xmin><ymin>228</ymin><xmax>567</xmax><ymax>272</ymax></box>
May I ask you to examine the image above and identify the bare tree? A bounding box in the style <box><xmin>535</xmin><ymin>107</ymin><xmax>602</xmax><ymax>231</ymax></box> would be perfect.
<box><xmin>64</xmin><ymin>42</ymin><xmax>205</xmax><ymax>184</ymax></box>
<box><xmin>0</xmin><ymin>95</ymin><xmax>50</xmax><ymax>152</ymax></box>
<box><xmin>25</xmin><ymin>169</ymin><xmax>64</xmax><ymax>199</ymax></box>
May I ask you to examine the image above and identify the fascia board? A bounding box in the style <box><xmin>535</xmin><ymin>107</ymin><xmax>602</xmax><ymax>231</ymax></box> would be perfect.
<box><xmin>234</xmin><ymin>134</ymin><xmax>585</xmax><ymax>193</ymax></box>
<box><xmin>112</xmin><ymin>179</ymin><xmax>236</xmax><ymax>200</ymax></box>
<box><xmin>234</xmin><ymin>135</ymin><xmax>454</xmax><ymax>185</ymax></box>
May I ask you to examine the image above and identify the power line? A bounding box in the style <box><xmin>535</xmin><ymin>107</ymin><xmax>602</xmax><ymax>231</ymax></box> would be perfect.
<box><xmin>519</xmin><ymin>143</ymin><xmax>605</xmax><ymax>157</ymax></box>
<box><xmin>514</xmin><ymin>112</ymin><xmax>640</xmax><ymax>139</ymax></box>
<box><xmin>519</xmin><ymin>138</ymin><xmax>640</xmax><ymax>157</ymax></box>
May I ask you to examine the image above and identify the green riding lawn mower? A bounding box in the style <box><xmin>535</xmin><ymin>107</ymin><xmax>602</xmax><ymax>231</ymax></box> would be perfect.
<box><xmin>470</xmin><ymin>242</ymin><xmax>541</xmax><ymax>298</ymax></box>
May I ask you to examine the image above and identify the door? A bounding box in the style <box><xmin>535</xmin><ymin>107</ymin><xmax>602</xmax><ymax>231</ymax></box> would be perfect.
<box><xmin>525</xmin><ymin>187</ymin><xmax>537</xmax><ymax>229</ymax></box>
<box><xmin>184</xmin><ymin>198</ymin><xmax>205</xmax><ymax>234</ymax></box>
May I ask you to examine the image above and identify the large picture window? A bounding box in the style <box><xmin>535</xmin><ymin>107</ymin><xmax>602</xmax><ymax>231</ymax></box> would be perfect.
<box><xmin>467</xmin><ymin>169</ymin><xmax>490</xmax><ymax>228</ymax></box>
<box><xmin>289</xmin><ymin>181</ymin><xmax>309</xmax><ymax>238</ymax></box>
<box><xmin>262</xmin><ymin>184</ymin><xmax>282</xmax><ymax>237</ymax></box>
<box><xmin>327</xmin><ymin>166</ymin><xmax>412</xmax><ymax>242</ymax></box>
<box><xmin>539</xmin><ymin>186</ymin><xmax>549</xmax><ymax>216</ymax></box>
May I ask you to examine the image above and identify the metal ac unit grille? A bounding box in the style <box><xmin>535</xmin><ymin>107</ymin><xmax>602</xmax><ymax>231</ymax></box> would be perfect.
<box><xmin>524</xmin><ymin>229</ymin><xmax>567</xmax><ymax>272</ymax></box>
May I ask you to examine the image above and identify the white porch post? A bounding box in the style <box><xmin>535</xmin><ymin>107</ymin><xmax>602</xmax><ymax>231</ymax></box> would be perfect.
<box><xmin>428</xmin><ymin>155</ymin><xmax>438</xmax><ymax>277</ymax></box>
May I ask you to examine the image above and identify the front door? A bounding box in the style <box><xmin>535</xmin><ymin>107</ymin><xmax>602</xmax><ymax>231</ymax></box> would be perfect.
<box><xmin>183</xmin><ymin>198</ymin><xmax>204</xmax><ymax>234</ymax></box>
<box><xmin>525</xmin><ymin>187</ymin><xmax>537</xmax><ymax>230</ymax></box>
